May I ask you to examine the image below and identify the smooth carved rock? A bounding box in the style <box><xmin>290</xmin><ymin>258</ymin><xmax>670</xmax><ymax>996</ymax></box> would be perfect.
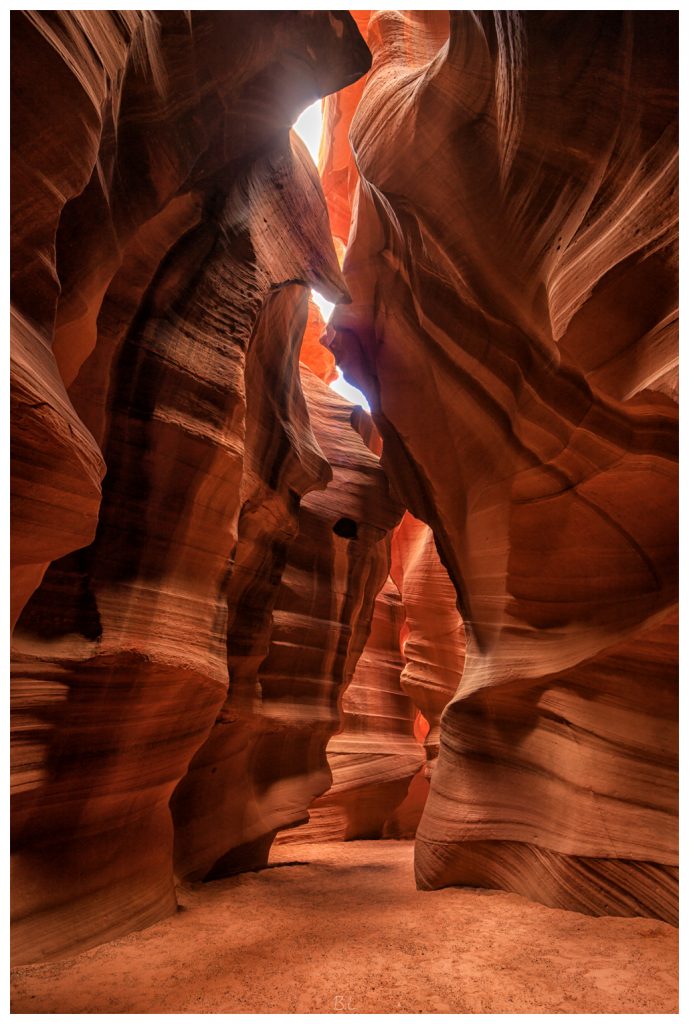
<box><xmin>10</xmin><ymin>10</ymin><xmax>370</xmax><ymax>631</ymax></box>
<box><xmin>11</xmin><ymin>10</ymin><xmax>373</xmax><ymax>964</ymax></box>
<box><xmin>300</xmin><ymin>297</ymin><xmax>338</xmax><ymax>385</ymax></box>
<box><xmin>168</xmin><ymin>287</ymin><xmax>333</xmax><ymax>881</ymax></box>
<box><xmin>172</xmin><ymin>366</ymin><xmax>403</xmax><ymax>876</ymax></box>
<box><xmin>12</xmin><ymin>6</ymin><xmax>679</xmax><ymax>978</ymax></box>
<box><xmin>261</xmin><ymin>367</ymin><xmax>404</xmax><ymax>839</ymax></box>
<box><xmin>327</xmin><ymin>11</ymin><xmax>678</xmax><ymax>921</ymax></box>
<box><xmin>391</xmin><ymin>513</ymin><xmax>465</xmax><ymax>774</ymax></box>
<box><xmin>11</xmin><ymin>310</ymin><xmax>105</xmax><ymax>630</ymax></box>
<box><xmin>9</xmin><ymin>12</ymin><xmax>140</xmax><ymax>627</ymax></box>
<box><xmin>319</xmin><ymin>11</ymin><xmax>372</xmax><ymax>248</ymax></box>
<box><xmin>278</xmin><ymin>511</ymin><xmax>463</xmax><ymax>847</ymax></box>
<box><xmin>418</xmin><ymin>609</ymin><xmax>678</xmax><ymax>923</ymax></box>
<box><xmin>277</xmin><ymin>574</ymin><xmax>425</xmax><ymax>844</ymax></box>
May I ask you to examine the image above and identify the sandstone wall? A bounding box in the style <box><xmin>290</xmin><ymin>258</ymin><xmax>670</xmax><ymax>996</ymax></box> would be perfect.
<box><xmin>10</xmin><ymin>11</ymin><xmax>377</xmax><ymax>964</ymax></box>
<box><xmin>171</xmin><ymin>365</ymin><xmax>403</xmax><ymax>876</ymax></box>
<box><xmin>275</xmin><ymin>573</ymin><xmax>425</xmax><ymax>844</ymax></box>
<box><xmin>326</xmin><ymin>10</ymin><xmax>678</xmax><ymax>922</ymax></box>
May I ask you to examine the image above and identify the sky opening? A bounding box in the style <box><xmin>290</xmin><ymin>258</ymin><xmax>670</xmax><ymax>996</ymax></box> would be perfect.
<box><xmin>292</xmin><ymin>101</ymin><xmax>370</xmax><ymax>412</ymax></box>
<box><xmin>292</xmin><ymin>100</ymin><xmax>323</xmax><ymax>164</ymax></box>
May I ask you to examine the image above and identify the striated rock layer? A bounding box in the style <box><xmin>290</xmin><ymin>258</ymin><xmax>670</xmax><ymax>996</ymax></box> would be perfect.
<box><xmin>391</xmin><ymin>513</ymin><xmax>464</xmax><ymax>777</ymax></box>
<box><xmin>277</xmin><ymin>511</ymin><xmax>465</xmax><ymax>847</ymax></box>
<box><xmin>10</xmin><ymin>10</ymin><xmax>376</xmax><ymax>964</ymax></box>
<box><xmin>171</xmin><ymin>366</ymin><xmax>403</xmax><ymax>877</ymax></box>
<box><xmin>319</xmin><ymin>11</ymin><xmax>372</xmax><ymax>248</ymax></box>
<box><xmin>276</xmin><ymin>574</ymin><xmax>425</xmax><ymax>844</ymax></box>
<box><xmin>327</xmin><ymin>11</ymin><xmax>678</xmax><ymax>921</ymax></box>
<box><xmin>11</xmin><ymin>6</ymin><xmax>679</xmax><ymax>975</ymax></box>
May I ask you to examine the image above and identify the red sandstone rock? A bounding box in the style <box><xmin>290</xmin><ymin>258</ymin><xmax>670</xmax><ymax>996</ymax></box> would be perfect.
<box><xmin>319</xmin><ymin>12</ymin><xmax>371</xmax><ymax>247</ymax></box>
<box><xmin>11</xmin><ymin>8</ymin><xmax>679</xmax><ymax>981</ymax></box>
<box><xmin>300</xmin><ymin>297</ymin><xmax>338</xmax><ymax>385</ymax></box>
<box><xmin>171</xmin><ymin>364</ymin><xmax>403</xmax><ymax>878</ymax></box>
<box><xmin>391</xmin><ymin>513</ymin><xmax>464</xmax><ymax>775</ymax></box>
<box><xmin>10</xmin><ymin>11</ymin><xmax>372</xmax><ymax>964</ymax></box>
<box><xmin>10</xmin><ymin>11</ymin><xmax>370</xmax><ymax>632</ymax></box>
<box><xmin>277</xmin><ymin>574</ymin><xmax>424</xmax><ymax>844</ymax></box>
<box><xmin>327</xmin><ymin>10</ymin><xmax>678</xmax><ymax>921</ymax></box>
<box><xmin>421</xmin><ymin>609</ymin><xmax>678</xmax><ymax>923</ymax></box>
<box><xmin>278</xmin><ymin>510</ymin><xmax>462</xmax><ymax>848</ymax></box>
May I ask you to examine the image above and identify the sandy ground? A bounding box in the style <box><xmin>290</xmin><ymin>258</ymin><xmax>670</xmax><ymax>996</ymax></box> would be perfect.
<box><xmin>11</xmin><ymin>841</ymin><xmax>678</xmax><ymax>1014</ymax></box>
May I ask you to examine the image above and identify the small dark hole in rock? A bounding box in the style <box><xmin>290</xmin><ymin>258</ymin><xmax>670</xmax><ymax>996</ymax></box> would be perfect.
<box><xmin>333</xmin><ymin>517</ymin><xmax>358</xmax><ymax>539</ymax></box>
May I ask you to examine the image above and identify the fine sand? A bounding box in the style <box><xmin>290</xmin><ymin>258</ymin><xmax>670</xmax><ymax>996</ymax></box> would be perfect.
<box><xmin>11</xmin><ymin>840</ymin><xmax>678</xmax><ymax>1014</ymax></box>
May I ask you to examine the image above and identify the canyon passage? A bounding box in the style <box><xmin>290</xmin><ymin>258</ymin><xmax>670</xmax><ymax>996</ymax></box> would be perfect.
<box><xmin>10</xmin><ymin>10</ymin><xmax>678</xmax><ymax>1014</ymax></box>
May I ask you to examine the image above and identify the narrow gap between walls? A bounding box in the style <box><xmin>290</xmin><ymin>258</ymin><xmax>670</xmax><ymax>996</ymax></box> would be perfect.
<box><xmin>292</xmin><ymin>99</ymin><xmax>370</xmax><ymax>411</ymax></box>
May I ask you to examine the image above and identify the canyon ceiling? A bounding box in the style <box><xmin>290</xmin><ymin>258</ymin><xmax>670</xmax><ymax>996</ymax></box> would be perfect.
<box><xmin>10</xmin><ymin>10</ymin><xmax>677</xmax><ymax>966</ymax></box>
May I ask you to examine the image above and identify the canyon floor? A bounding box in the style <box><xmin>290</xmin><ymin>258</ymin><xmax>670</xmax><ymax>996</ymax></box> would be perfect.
<box><xmin>10</xmin><ymin>840</ymin><xmax>678</xmax><ymax>1015</ymax></box>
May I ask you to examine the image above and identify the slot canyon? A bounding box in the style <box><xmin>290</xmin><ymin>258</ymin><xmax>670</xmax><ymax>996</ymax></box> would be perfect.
<box><xmin>10</xmin><ymin>9</ymin><xmax>678</xmax><ymax>1015</ymax></box>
